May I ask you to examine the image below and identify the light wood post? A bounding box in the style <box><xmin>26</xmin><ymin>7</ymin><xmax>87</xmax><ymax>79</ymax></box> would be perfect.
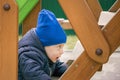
<box><xmin>0</xmin><ymin>0</ymin><xmax>18</xmax><ymax>80</ymax></box>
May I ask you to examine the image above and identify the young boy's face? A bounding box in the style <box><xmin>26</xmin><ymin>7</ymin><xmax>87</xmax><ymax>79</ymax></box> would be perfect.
<box><xmin>45</xmin><ymin>44</ymin><xmax>64</xmax><ymax>63</ymax></box>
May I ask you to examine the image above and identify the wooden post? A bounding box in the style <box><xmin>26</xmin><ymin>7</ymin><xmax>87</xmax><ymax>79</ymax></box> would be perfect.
<box><xmin>0</xmin><ymin>0</ymin><xmax>18</xmax><ymax>80</ymax></box>
<box><xmin>22</xmin><ymin>0</ymin><xmax>41</xmax><ymax>35</ymax></box>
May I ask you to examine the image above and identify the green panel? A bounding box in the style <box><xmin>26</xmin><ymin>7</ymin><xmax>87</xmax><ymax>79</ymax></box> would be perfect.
<box><xmin>42</xmin><ymin>0</ymin><xmax>67</xmax><ymax>19</ymax></box>
<box><xmin>16</xmin><ymin>0</ymin><xmax>28</xmax><ymax>10</ymax></box>
<box><xmin>99</xmin><ymin>0</ymin><xmax>116</xmax><ymax>11</ymax></box>
<box><xmin>16</xmin><ymin>0</ymin><xmax>39</xmax><ymax>24</ymax></box>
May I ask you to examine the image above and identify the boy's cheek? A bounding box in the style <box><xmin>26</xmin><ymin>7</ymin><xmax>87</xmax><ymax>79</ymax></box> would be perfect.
<box><xmin>47</xmin><ymin>54</ymin><xmax>55</xmax><ymax>62</ymax></box>
<box><xmin>50</xmin><ymin>56</ymin><xmax>58</xmax><ymax>63</ymax></box>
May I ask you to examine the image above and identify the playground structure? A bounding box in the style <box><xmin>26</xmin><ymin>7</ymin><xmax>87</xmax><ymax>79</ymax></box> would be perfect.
<box><xmin>0</xmin><ymin>0</ymin><xmax>120</xmax><ymax>80</ymax></box>
<box><xmin>58</xmin><ymin>0</ymin><xmax>120</xmax><ymax>80</ymax></box>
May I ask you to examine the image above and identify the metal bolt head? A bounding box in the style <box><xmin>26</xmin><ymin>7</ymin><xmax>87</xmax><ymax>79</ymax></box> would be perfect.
<box><xmin>3</xmin><ymin>3</ymin><xmax>10</xmax><ymax>11</ymax></box>
<box><xmin>95</xmin><ymin>48</ymin><xmax>103</xmax><ymax>56</ymax></box>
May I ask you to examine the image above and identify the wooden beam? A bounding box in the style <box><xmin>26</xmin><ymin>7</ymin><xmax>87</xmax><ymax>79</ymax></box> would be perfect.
<box><xmin>103</xmin><ymin>9</ymin><xmax>120</xmax><ymax>54</ymax></box>
<box><xmin>22</xmin><ymin>0</ymin><xmax>41</xmax><ymax>35</ymax></box>
<box><xmin>0</xmin><ymin>0</ymin><xmax>18</xmax><ymax>80</ymax></box>
<box><xmin>86</xmin><ymin>0</ymin><xmax>102</xmax><ymax>21</ymax></box>
<box><xmin>109</xmin><ymin>0</ymin><xmax>120</xmax><ymax>12</ymax></box>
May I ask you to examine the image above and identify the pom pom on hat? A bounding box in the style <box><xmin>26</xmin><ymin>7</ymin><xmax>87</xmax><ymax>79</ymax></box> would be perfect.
<box><xmin>35</xmin><ymin>9</ymin><xmax>67</xmax><ymax>46</ymax></box>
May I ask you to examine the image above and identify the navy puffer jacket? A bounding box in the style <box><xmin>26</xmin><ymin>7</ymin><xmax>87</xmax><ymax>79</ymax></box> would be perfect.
<box><xmin>18</xmin><ymin>28</ymin><xmax>68</xmax><ymax>80</ymax></box>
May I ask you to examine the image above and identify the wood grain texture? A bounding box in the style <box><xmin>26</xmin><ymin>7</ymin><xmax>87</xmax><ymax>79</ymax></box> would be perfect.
<box><xmin>0</xmin><ymin>0</ymin><xmax>18</xmax><ymax>80</ymax></box>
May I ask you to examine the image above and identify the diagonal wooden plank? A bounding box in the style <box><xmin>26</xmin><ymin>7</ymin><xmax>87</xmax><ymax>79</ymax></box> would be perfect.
<box><xmin>58</xmin><ymin>0</ymin><xmax>110</xmax><ymax>63</ymax></box>
<box><xmin>109</xmin><ymin>0</ymin><xmax>120</xmax><ymax>12</ymax></box>
<box><xmin>102</xmin><ymin>9</ymin><xmax>120</xmax><ymax>54</ymax></box>
<box><xmin>59</xmin><ymin>51</ymin><xmax>101</xmax><ymax>80</ymax></box>
<box><xmin>22</xmin><ymin>0</ymin><xmax>41</xmax><ymax>35</ymax></box>
<box><xmin>86</xmin><ymin>0</ymin><xmax>102</xmax><ymax>21</ymax></box>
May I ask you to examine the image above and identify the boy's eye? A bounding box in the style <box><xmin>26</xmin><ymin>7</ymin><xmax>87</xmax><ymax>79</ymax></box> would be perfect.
<box><xmin>57</xmin><ymin>46</ymin><xmax>61</xmax><ymax>48</ymax></box>
<box><xmin>56</xmin><ymin>44</ymin><xmax>64</xmax><ymax>50</ymax></box>
<box><xmin>57</xmin><ymin>45</ymin><xmax>62</xmax><ymax>49</ymax></box>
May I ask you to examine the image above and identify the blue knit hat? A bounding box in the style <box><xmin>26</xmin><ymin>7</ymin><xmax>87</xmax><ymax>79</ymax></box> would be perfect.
<box><xmin>35</xmin><ymin>9</ymin><xmax>67</xmax><ymax>46</ymax></box>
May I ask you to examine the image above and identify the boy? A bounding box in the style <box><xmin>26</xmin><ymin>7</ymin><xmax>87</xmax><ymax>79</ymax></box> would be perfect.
<box><xmin>18</xmin><ymin>9</ymin><xmax>68</xmax><ymax>80</ymax></box>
